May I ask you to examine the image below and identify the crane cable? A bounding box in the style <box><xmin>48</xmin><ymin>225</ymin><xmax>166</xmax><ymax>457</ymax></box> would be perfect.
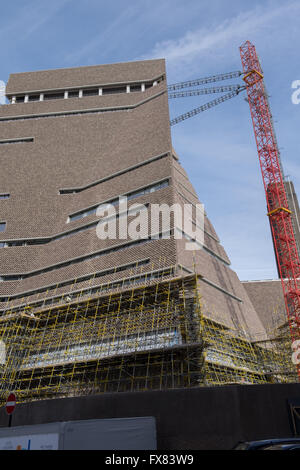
<box><xmin>168</xmin><ymin>70</ymin><xmax>247</xmax><ymax>126</ymax></box>
<box><xmin>167</xmin><ymin>70</ymin><xmax>242</xmax><ymax>91</ymax></box>
<box><xmin>170</xmin><ymin>87</ymin><xmax>246</xmax><ymax>126</ymax></box>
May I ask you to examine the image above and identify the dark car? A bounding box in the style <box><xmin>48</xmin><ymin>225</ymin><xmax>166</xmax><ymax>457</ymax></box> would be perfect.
<box><xmin>233</xmin><ymin>438</ymin><xmax>300</xmax><ymax>450</ymax></box>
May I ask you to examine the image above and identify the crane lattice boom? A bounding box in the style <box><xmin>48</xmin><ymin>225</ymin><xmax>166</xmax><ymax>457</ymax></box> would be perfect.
<box><xmin>170</xmin><ymin>89</ymin><xmax>242</xmax><ymax>126</ymax></box>
<box><xmin>168</xmin><ymin>84</ymin><xmax>241</xmax><ymax>99</ymax></box>
<box><xmin>167</xmin><ymin>70</ymin><xmax>242</xmax><ymax>91</ymax></box>
<box><xmin>240</xmin><ymin>40</ymin><xmax>300</xmax><ymax>378</ymax></box>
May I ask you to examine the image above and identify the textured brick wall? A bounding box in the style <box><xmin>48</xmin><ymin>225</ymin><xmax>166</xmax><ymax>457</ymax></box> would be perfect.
<box><xmin>0</xmin><ymin>58</ymin><xmax>268</xmax><ymax>344</ymax></box>
<box><xmin>0</xmin><ymin>59</ymin><xmax>176</xmax><ymax>307</ymax></box>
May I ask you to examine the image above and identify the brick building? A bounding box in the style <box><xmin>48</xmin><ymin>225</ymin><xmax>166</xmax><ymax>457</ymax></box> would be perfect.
<box><xmin>0</xmin><ymin>59</ymin><xmax>291</xmax><ymax>403</ymax></box>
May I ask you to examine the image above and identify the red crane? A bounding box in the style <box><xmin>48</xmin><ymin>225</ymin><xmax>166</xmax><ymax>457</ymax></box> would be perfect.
<box><xmin>168</xmin><ymin>43</ymin><xmax>300</xmax><ymax>376</ymax></box>
<box><xmin>239</xmin><ymin>40</ymin><xmax>300</xmax><ymax>378</ymax></box>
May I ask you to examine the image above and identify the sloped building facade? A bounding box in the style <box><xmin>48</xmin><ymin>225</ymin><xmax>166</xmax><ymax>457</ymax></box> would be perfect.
<box><xmin>0</xmin><ymin>59</ymin><xmax>289</xmax><ymax>403</ymax></box>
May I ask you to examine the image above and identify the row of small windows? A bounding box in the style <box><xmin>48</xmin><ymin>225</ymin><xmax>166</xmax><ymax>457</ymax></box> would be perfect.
<box><xmin>0</xmin><ymin>259</ymin><xmax>150</xmax><ymax>301</ymax></box>
<box><xmin>10</xmin><ymin>78</ymin><xmax>163</xmax><ymax>104</ymax></box>
<box><xmin>59</xmin><ymin>152</ymin><xmax>169</xmax><ymax>194</ymax></box>
<box><xmin>0</xmin><ymin>267</ymin><xmax>174</xmax><ymax>309</ymax></box>
<box><xmin>68</xmin><ymin>179</ymin><xmax>170</xmax><ymax>223</ymax></box>
<box><xmin>0</xmin><ymin>178</ymin><xmax>169</xmax><ymax>248</ymax></box>
<box><xmin>0</xmin><ymin>204</ymin><xmax>148</xmax><ymax>248</ymax></box>
<box><xmin>0</xmin><ymin>230</ymin><xmax>171</xmax><ymax>282</ymax></box>
<box><xmin>0</xmin><ymin>227</ymin><xmax>227</xmax><ymax>285</ymax></box>
<box><xmin>0</xmin><ymin>99</ymin><xmax>162</xmax><ymax>123</ymax></box>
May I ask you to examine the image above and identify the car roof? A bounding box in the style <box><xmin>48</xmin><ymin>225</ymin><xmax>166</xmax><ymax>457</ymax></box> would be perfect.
<box><xmin>235</xmin><ymin>438</ymin><xmax>300</xmax><ymax>449</ymax></box>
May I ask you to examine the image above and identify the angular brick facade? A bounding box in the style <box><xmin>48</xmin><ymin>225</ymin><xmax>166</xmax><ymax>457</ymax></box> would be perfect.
<box><xmin>0</xmin><ymin>58</ymin><xmax>268</xmax><ymax>338</ymax></box>
<box><xmin>0</xmin><ymin>59</ymin><xmax>279</xmax><ymax>402</ymax></box>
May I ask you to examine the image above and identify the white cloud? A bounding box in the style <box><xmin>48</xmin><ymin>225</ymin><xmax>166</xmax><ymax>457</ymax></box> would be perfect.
<box><xmin>141</xmin><ymin>1</ymin><xmax>300</xmax><ymax>77</ymax></box>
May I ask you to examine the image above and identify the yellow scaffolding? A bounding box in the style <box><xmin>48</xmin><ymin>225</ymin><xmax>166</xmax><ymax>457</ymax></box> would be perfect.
<box><xmin>0</xmin><ymin>267</ymin><xmax>297</xmax><ymax>405</ymax></box>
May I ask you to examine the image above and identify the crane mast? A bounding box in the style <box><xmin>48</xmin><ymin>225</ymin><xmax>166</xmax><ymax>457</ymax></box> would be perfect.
<box><xmin>239</xmin><ymin>40</ymin><xmax>300</xmax><ymax>378</ymax></box>
<box><xmin>167</xmin><ymin>48</ymin><xmax>300</xmax><ymax>375</ymax></box>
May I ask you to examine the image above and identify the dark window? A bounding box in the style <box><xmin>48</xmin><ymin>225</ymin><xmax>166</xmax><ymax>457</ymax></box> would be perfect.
<box><xmin>28</xmin><ymin>94</ymin><xmax>40</xmax><ymax>102</ymax></box>
<box><xmin>145</xmin><ymin>83</ymin><xmax>153</xmax><ymax>89</ymax></box>
<box><xmin>0</xmin><ymin>138</ymin><xmax>34</xmax><ymax>145</ymax></box>
<box><xmin>0</xmin><ymin>222</ymin><xmax>6</xmax><ymax>232</ymax></box>
<box><xmin>0</xmin><ymin>194</ymin><xmax>10</xmax><ymax>199</ymax></box>
<box><xmin>130</xmin><ymin>85</ymin><xmax>142</xmax><ymax>92</ymax></box>
<box><xmin>60</xmin><ymin>189</ymin><xmax>77</xmax><ymax>194</ymax></box>
<box><xmin>27</xmin><ymin>239</ymin><xmax>50</xmax><ymax>245</ymax></box>
<box><xmin>16</xmin><ymin>96</ymin><xmax>25</xmax><ymax>103</ymax></box>
<box><xmin>4</xmin><ymin>275</ymin><xmax>22</xmax><ymax>281</ymax></box>
<box><xmin>69</xmin><ymin>179</ymin><xmax>169</xmax><ymax>222</ymax></box>
<box><xmin>0</xmin><ymin>235</ymin><xmax>167</xmax><ymax>283</ymax></box>
<box><xmin>83</xmin><ymin>88</ymin><xmax>99</xmax><ymax>96</ymax></box>
<box><xmin>102</xmin><ymin>86</ymin><xmax>126</xmax><ymax>95</ymax></box>
<box><xmin>68</xmin><ymin>90</ymin><xmax>79</xmax><ymax>98</ymax></box>
<box><xmin>44</xmin><ymin>92</ymin><xmax>65</xmax><ymax>101</ymax></box>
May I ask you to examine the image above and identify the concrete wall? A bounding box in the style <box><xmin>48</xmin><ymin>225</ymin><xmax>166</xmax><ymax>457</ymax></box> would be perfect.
<box><xmin>0</xmin><ymin>383</ymin><xmax>299</xmax><ymax>450</ymax></box>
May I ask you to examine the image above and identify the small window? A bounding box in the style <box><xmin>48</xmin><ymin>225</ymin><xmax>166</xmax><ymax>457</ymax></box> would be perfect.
<box><xmin>28</xmin><ymin>94</ymin><xmax>40</xmax><ymax>102</ymax></box>
<box><xmin>85</xmin><ymin>208</ymin><xmax>97</xmax><ymax>217</ymax></box>
<box><xmin>44</xmin><ymin>92</ymin><xmax>64</xmax><ymax>101</ymax></box>
<box><xmin>16</xmin><ymin>96</ymin><xmax>25</xmax><ymax>103</ymax></box>
<box><xmin>0</xmin><ymin>222</ymin><xmax>6</xmax><ymax>232</ymax></box>
<box><xmin>27</xmin><ymin>239</ymin><xmax>48</xmax><ymax>245</ymax></box>
<box><xmin>0</xmin><ymin>138</ymin><xmax>33</xmax><ymax>145</ymax></box>
<box><xmin>0</xmin><ymin>194</ymin><xmax>10</xmax><ymax>199</ymax></box>
<box><xmin>9</xmin><ymin>241</ymin><xmax>25</xmax><ymax>246</ymax></box>
<box><xmin>102</xmin><ymin>86</ymin><xmax>126</xmax><ymax>95</ymax></box>
<box><xmin>130</xmin><ymin>85</ymin><xmax>142</xmax><ymax>93</ymax></box>
<box><xmin>83</xmin><ymin>88</ymin><xmax>99</xmax><ymax>97</ymax></box>
<box><xmin>68</xmin><ymin>90</ymin><xmax>79</xmax><ymax>98</ymax></box>
<box><xmin>69</xmin><ymin>213</ymin><xmax>82</xmax><ymax>222</ymax></box>
<box><xmin>5</xmin><ymin>275</ymin><xmax>22</xmax><ymax>281</ymax></box>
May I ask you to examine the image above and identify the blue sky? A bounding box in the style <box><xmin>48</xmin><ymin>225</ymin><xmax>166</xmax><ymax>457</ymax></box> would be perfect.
<box><xmin>1</xmin><ymin>0</ymin><xmax>299</xmax><ymax>281</ymax></box>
